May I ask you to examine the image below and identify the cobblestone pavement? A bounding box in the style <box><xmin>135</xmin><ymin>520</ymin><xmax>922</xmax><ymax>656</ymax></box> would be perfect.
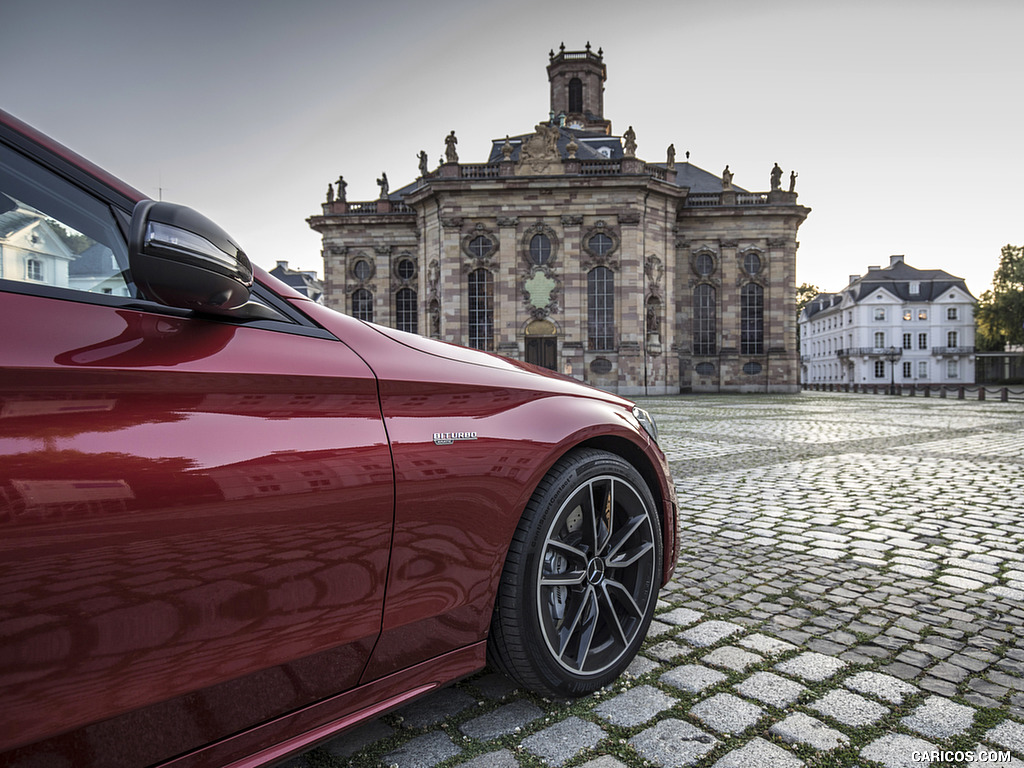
<box><xmin>285</xmin><ymin>392</ymin><xmax>1024</xmax><ymax>768</ymax></box>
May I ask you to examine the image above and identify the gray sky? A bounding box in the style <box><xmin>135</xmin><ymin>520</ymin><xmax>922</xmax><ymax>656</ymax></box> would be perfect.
<box><xmin>4</xmin><ymin>0</ymin><xmax>1021</xmax><ymax>297</ymax></box>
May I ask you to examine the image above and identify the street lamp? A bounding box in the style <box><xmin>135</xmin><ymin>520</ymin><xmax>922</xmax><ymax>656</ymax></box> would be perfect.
<box><xmin>883</xmin><ymin>346</ymin><xmax>902</xmax><ymax>395</ymax></box>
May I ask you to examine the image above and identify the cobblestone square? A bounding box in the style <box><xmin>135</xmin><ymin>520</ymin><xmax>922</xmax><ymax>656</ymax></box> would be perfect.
<box><xmin>292</xmin><ymin>392</ymin><xmax>1024</xmax><ymax>768</ymax></box>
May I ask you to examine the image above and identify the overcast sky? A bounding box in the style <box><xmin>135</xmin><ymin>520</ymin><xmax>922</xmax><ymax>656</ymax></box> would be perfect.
<box><xmin>4</xmin><ymin>0</ymin><xmax>1021</xmax><ymax>297</ymax></box>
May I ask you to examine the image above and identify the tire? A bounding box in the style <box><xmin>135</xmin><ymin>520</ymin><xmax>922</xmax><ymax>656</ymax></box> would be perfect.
<box><xmin>488</xmin><ymin>448</ymin><xmax>662</xmax><ymax>698</ymax></box>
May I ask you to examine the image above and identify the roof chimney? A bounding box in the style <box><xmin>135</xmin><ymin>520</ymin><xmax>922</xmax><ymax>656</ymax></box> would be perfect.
<box><xmin>276</xmin><ymin>260</ymin><xmax>289</xmax><ymax>269</ymax></box>
<box><xmin>889</xmin><ymin>255</ymin><xmax>904</xmax><ymax>267</ymax></box>
<box><xmin>867</xmin><ymin>266</ymin><xmax>881</xmax><ymax>272</ymax></box>
<box><xmin>849</xmin><ymin>274</ymin><xmax>859</xmax><ymax>285</ymax></box>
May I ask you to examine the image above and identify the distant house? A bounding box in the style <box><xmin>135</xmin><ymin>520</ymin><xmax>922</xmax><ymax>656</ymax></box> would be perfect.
<box><xmin>1</xmin><ymin>207</ymin><xmax>75</xmax><ymax>287</ymax></box>
<box><xmin>269</xmin><ymin>260</ymin><xmax>323</xmax><ymax>303</ymax></box>
<box><xmin>799</xmin><ymin>255</ymin><xmax>977</xmax><ymax>387</ymax></box>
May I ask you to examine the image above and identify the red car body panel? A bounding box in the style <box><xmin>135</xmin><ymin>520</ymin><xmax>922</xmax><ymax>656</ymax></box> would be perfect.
<box><xmin>0</xmin><ymin>110</ymin><xmax>677</xmax><ymax>767</ymax></box>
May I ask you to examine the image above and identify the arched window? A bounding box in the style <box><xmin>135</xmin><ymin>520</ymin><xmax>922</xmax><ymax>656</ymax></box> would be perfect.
<box><xmin>740</xmin><ymin>283</ymin><xmax>763</xmax><ymax>354</ymax></box>
<box><xmin>695</xmin><ymin>252</ymin><xmax>715</xmax><ymax>277</ymax></box>
<box><xmin>467</xmin><ymin>268</ymin><xmax>493</xmax><ymax>351</ymax></box>
<box><xmin>529</xmin><ymin>234</ymin><xmax>552</xmax><ymax>265</ymax></box>
<box><xmin>396</xmin><ymin>287</ymin><xmax>417</xmax><ymax>334</ymax></box>
<box><xmin>693</xmin><ymin>284</ymin><xmax>716</xmax><ymax>355</ymax></box>
<box><xmin>352</xmin><ymin>288</ymin><xmax>373</xmax><ymax>322</ymax></box>
<box><xmin>587</xmin><ymin>267</ymin><xmax>614</xmax><ymax>351</ymax></box>
<box><xmin>743</xmin><ymin>251</ymin><xmax>762</xmax><ymax>276</ymax></box>
<box><xmin>568</xmin><ymin>77</ymin><xmax>583</xmax><ymax>113</ymax></box>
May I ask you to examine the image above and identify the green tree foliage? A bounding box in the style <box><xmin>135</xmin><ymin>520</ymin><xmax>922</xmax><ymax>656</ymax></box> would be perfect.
<box><xmin>975</xmin><ymin>245</ymin><xmax>1024</xmax><ymax>351</ymax></box>
<box><xmin>795</xmin><ymin>282</ymin><xmax>821</xmax><ymax>349</ymax></box>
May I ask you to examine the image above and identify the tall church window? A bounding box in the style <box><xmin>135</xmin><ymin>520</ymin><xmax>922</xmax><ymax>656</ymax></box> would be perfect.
<box><xmin>588</xmin><ymin>266</ymin><xmax>614</xmax><ymax>351</ymax></box>
<box><xmin>568</xmin><ymin>77</ymin><xmax>583</xmax><ymax>113</ymax></box>
<box><xmin>352</xmin><ymin>288</ymin><xmax>373</xmax><ymax>322</ymax></box>
<box><xmin>468</xmin><ymin>268</ymin><xmax>493</xmax><ymax>351</ymax></box>
<box><xmin>396</xmin><ymin>287</ymin><xmax>417</xmax><ymax>334</ymax></box>
<box><xmin>740</xmin><ymin>283</ymin><xmax>763</xmax><ymax>354</ymax></box>
<box><xmin>693</xmin><ymin>284</ymin><xmax>716</xmax><ymax>355</ymax></box>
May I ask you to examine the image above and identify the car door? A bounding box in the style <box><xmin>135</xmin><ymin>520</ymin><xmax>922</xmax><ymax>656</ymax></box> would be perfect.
<box><xmin>0</xmin><ymin>138</ymin><xmax>394</xmax><ymax>766</ymax></box>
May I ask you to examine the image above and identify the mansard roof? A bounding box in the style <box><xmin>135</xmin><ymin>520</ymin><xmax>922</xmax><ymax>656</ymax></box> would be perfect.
<box><xmin>850</xmin><ymin>260</ymin><xmax>975</xmax><ymax>303</ymax></box>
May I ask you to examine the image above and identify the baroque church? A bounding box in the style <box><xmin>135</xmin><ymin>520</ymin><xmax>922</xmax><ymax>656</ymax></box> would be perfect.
<box><xmin>308</xmin><ymin>44</ymin><xmax>810</xmax><ymax>394</ymax></box>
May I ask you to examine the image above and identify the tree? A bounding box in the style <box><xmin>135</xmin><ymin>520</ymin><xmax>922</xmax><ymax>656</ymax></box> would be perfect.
<box><xmin>975</xmin><ymin>245</ymin><xmax>1024</xmax><ymax>351</ymax></box>
<box><xmin>795</xmin><ymin>282</ymin><xmax>821</xmax><ymax>351</ymax></box>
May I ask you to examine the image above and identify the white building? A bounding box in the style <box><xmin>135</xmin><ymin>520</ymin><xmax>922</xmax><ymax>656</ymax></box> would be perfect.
<box><xmin>800</xmin><ymin>255</ymin><xmax>977</xmax><ymax>388</ymax></box>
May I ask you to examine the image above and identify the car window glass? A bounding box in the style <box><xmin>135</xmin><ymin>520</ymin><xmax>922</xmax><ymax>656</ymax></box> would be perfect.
<box><xmin>0</xmin><ymin>143</ymin><xmax>131</xmax><ymax>297</ymax></box>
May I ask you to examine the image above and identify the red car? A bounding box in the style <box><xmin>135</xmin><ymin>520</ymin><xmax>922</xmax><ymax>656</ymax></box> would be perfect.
<box><xmin>0</xmin><ymin>109</ymin><xmax>678</xmax><ymax>768</ymax></box>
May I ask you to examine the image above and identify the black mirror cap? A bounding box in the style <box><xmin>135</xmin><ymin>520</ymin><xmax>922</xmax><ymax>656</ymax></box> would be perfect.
<box><xmin>129</xmin><ymin>200</ymin><xmax>253</xmax><ymax>312</ymax></box>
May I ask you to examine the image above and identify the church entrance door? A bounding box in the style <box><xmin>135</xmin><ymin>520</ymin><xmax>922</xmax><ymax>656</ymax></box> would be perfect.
<box><xmin>525</xmin><ymin>336</ymin><xmax>557</xmax><ymax>371</ymax></box>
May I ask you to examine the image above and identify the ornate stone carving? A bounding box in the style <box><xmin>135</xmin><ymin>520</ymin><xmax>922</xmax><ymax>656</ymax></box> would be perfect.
<box><xmin>644</xmin><ymin>255</ymin><xmax>664</xmax><ymax>288</ymax></box>
<box><xmin>618</xmin><ymin>212</ymin><xmax>640</xmax><ymax>226</ymax></box>
<box><xmin>501</xmin><ymin>136</ymin><xmax>514</xmax><ymax>161</ymax></box>
<box><xmin>515</xmin><ymin>124</ymin><xmax>562</xmax><ymax>176</ymax></box>
<box><xmin>720</xmin><ymin>240</ymin><xmax>738</xmax><ymax>249</ymax></box>
<box><xmin>427</xmin><ymin>259</ymin><xmax>440</xmax><ymax>299</ymax></box>
<box><xmin>581</xmin><ymin>221</ymin><xmax>620</xmax><ymax>271</ymax></box>
<box><xmin>520</xmin><ymin>222</ymin><xmax>560</xmax><ymax>268</ymax></box>
<box><xmin>767</xmin><ymin>238</ymin><xmax>788</xmax><ymax>248</ymax></box>
<box><xmin>560</xmin><ymin>214</ymin><xmax>583</xmax><ymax>226</ymax></box>
<box><xmin>497</xmin><ymin>217</ymin><xmax>519</xmax><ymax>228</ymax></box>
<box><xmin>440</xmin><ymin>217</ymin><xmax>463</xmax><ymax>229</ymax></box>
<box><xmin>461</xmin><ymin>224</ymin><xmax>499</xmax><ymax>272</ymax></box>
<box><xmin>522</xmin><ymin>266</ymin><xmax>562</xmax><ymax>319</ymax></box>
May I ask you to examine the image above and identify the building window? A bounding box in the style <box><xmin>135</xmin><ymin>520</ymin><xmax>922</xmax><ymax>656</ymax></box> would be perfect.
<box><xmin>529</xmin><ymin>234</ymin><xmax>552</xmax><ymax>265</ymax></box>
<box><xmin>568</xmin><ymin>77</ymin><xmax>583</xmax><ymax>113</ymax></box>
<box><xmin>396</xmin><ymin>287</ymin><xmax>417</xmax><ymax>334</ymax></box>
<box><xmin>947</xmin><ymin>330</ymin><xmax>958</xmax><ymax>347</ymax></box>
<box><xmin>918</xmin><ymin>309</ymin><xmax>928</xmax><ymax>320</ymax></box>
<box><xmin>903</xmin><ymin>361</ymin><xmax>912</xmax><ymax>378</ymax></box>
<box><xmin>353</xmin><ymin>259</ymin><xmax>372</xmax><ymax>281</ymax></box>
<box><xmin>693</xmin><ymin>284</ymin><xmax>716</xmax><ymax>355</ymax></box>
<box><xmin>468</xmin><ymin>236</ymin><xmax>492</xmax><ymax>260</ymax></box>
<box><xmin>397</xmin><ymin>257</ymin><xmax>415</xmax><ymax>280</ymax></box>
<box><xmin>874</xmin><ymin>361</ymin><xmax>885</xmax><ymax>378</ymax></box>
<box><xmin>589</xmin><ymin>233</ymin><xmax>614</xmax><ymax>256</ymax></box>
<box><xmin>947</xmin><ymin>360</ymin><xmax>959</xmax><ymax>379</ymax></box>
<box><xmin>352</xmin><ymin>288</ymin><xmax>373</xmax><ymax>321</ymax></box>
<box><xmin>587</xmin><ymin>266</ymin><xmax>614</xmax><ymax>351</ymax></box>
<box><xmin>909</xmin><ymin>281</ymin><xmax>920</xmax><ymax>294</ymax></box>
<box><xmin>742</xmin><ymin>251</ymin><xmax>761</xmax><ymax>276</ymax></box>
<box><xmin>740</xmin><ymin>283</ymin><xmax>763</xmax><ymax>355</ymax></box>
<box><xmin>26</xmin><ymin>258</ymin><xmax>43</xmax><ymax>281</ymax></box>
<box><xmin>902</xmin><ymin>333</ymin><xmax>912</xmax><ymax>349</ymax></box>
<box><xmin>947</xmin><ymin>307</ymin><xmax>958</xmax><ymax>320</ymax></box>
<box><xmin>918</xmin><ymin>333</ymin><xmax>927</xmax><ymax>350</ymax></box>
<box><xmin>467</xmin><ymin>269</ymin><xmax>493</xmax><ymax>351</ymax></box>
<box><xmin>918</xmin><ymin>361</ymin><xmax>928</xmax><ymax>379</ymax></box>
<box><xmin>695</xmin><ymin>252</ymin><xmax>715</xmax><ymax>276</ymax></box>
<box><xmin>874</xmin><ymin>307</ymin><xmax>886</xmax><ymax>321</ymax></box>
<box><xmin>874</xmin><ymin>331</ymin><xmax>885</xmax><ymax>348</ymax></box>
<box><xmin>903</xmin><ymin>309</ymin><xmax>912</xmax><ymax>321</ymax></box>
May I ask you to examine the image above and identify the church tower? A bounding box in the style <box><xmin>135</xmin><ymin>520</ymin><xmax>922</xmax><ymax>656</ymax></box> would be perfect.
<box><xmin>547</xmin><ymin>42</ymin><xmax>611</xmax><ymax>135</ymax></box>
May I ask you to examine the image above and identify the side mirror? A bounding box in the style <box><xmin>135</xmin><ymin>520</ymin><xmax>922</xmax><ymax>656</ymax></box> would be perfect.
<box><xmin>129</xmin><ymin>200</ymin><xmax>253</xmax><ymax>313</ymax></box>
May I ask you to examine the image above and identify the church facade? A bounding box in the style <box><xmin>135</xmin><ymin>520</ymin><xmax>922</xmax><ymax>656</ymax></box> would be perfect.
<box><xmin>308</xmin><ymin>44</ymin><xmax>810</xmax><ymax>394</ymax></box>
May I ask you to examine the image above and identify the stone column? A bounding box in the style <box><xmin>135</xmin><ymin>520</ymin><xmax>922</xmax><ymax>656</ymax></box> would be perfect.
<box><xmin>617</xmin><ymin>211</ymin><xmax>643</xmax><ymax>394</ymax></box>
<box><xmin>440</xmin><ymin>218</ymin><xmax>463</xmax><ymax>344</ymax></box>
<box><xmin>497</xmin><ymin>217</ymin><xmax>520</xmax><ymax>358</ymax></box>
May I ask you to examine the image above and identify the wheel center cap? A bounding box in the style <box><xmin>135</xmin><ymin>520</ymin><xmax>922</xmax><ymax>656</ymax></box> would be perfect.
<box><xmin>585</xmin><ymin>557</ymin><xmax>606</xmax><ymax>586</ymax></box>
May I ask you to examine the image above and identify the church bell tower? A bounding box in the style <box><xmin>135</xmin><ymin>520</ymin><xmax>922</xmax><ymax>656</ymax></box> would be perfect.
<box><xmin>547</xmin><ymin>42</ymin><xmax>611</xmax><ymax>135</ymax></box>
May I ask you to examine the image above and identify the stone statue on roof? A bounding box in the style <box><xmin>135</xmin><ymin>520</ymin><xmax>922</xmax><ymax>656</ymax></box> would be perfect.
<box><xmin>501</xmin><ymin>136</ymin><xmax>514</xmax><ymax>161</ymax></box>
<box><xmin>418</xmin><ymin>150</ymin><xmax>429</xmax><ymax>178</ymax></box>
<box><xmin>771</xmin><ymin>163</ymin><xmax>783</xmax><ymax>191</ymax></box>
<box><xmin>667</xmin><ymin>144</ymin><xmax>675</xmax><ymax>170</ymax></box>
<box><xmin>336</xmin><ymin>175</ymin><xmax>347</xmax><ymax>203</ymax></box>
<box><xmin>722</xmin><ymin>165</ymin><xmax>733</xmax><ymax>190</ymax></box>
<box><xmin>445</xmin><ymin>131</ymin><xmax>459</xmax><ymax>163</ymax></box>
<box><xmin>516</xmin><ymin>124</ymin><xmax>562</xmax><ymax>176</ymax></box>
<box><xmin>326</xmin><ymin>183</ymin><xmax>334</xmax><ymax>203</ymax></box>
<box><xmin>789</xmin><ymin>170</ymin><xmax>798</xmax><ymax>193</ymax></box>
<box><xmin>623</xmin><ymin>126</ymin><xmax>637</xmax><ymax>158</ymax></box>
<box><xmin>376</xmin><ymin>172</ymin><xmax>389</xmax><ymax>199</ymax></box>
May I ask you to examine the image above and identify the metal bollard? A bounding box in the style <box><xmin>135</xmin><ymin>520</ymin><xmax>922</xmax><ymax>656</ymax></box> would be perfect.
<box><xmin>979</xmin><ymin>388</ymin><xmax>986</xmax><ymax>401</ymax></box>
<box><xmin>958</xmin><ymin>386</ymin><xmax>965</xmax><ymax>400</ymax></box>
<box><xmin>940</xmin><ymin>387</ymin><xmax>947</xmax><ymax>399</ymax></box>
<box><xmin>1001</xmin><ymin>387</ymin><xmax>1009</xmax><ymax>402</ymax></box>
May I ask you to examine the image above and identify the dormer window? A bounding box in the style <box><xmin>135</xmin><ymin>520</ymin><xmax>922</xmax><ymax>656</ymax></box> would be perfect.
<box><xmin>909</xmin><ymin>281</ymin><xmax>920</xmax><ymax>294</ymax></box>
<box><xmin>597</xmin><ymin>146</ymin><xmax>611</xmax><ymax>159</ymax></box>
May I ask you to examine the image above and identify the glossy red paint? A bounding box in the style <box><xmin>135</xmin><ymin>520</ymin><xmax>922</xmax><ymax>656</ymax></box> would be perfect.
<box><xmin>0</xmin><ymin>111</ymin><xmax>677</xmax><ymax>767</ymax></box>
